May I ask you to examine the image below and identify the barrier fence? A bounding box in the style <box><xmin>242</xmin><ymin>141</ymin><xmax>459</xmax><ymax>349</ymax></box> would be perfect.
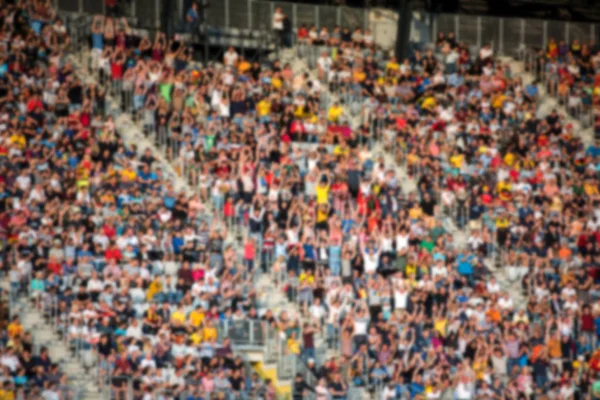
<box><xmin>54</xmin><ymin>0</ymin><xmax>600</xmax><ymax>59</ymax></box>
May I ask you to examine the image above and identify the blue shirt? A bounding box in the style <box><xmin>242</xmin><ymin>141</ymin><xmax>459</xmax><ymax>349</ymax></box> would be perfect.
<box><xmin>164</xmin><ymin>196</ymin><xmax>175</xmax><ymax>209</ymax></box>
<box><xmin>457</xmin><ymin>255</ymin><xmax>473</xmax><ymax>275</ymax></box>
<box><xmin>409</xmin><ymin>383</ymin><xmax>424</xmax><ymax>398</ymax></box>
<box><xmin>303</xmin><ymin>244</ymin><xmax>315</xmax><ymax>260</ymax></box>
<box><xmin>91</xmin><ymin>32</ymin><xmax>104</xmax><ymax>50</ymax></box>
<box><xmin>187</xmin><ymin>8</ymin><xmax>199</xmax><ymax>21</ymax></box>
<box><xmin>586</xmin><ymin>146</ymin><xmax>600</xmax><ymax>158</ymax></box>
<box><xmin>172</xmin><ymin>236</ymin><xmax>184</xmax><ymax>254</ymax></box>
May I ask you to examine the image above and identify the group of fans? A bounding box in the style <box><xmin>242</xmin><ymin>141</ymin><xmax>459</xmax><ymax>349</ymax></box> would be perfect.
<box><xmin>2</xmin><ymin>0</ymin><xmax>600</xmax><ymax>399</ymax></box>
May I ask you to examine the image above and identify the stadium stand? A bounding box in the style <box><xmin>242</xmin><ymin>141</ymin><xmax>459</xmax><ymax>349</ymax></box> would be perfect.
<box><xmin>2</xmin><ymin>0</ymin><xmax>600</xmax><ymax>399</ymax></box>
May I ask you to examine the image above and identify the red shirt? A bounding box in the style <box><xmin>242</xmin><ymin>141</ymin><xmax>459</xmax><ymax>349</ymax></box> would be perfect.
<box><xmin>48</xmin><ymin>261</ymin><xmax>62</xmax><ymax>275</ymax></box>
<box><xmin>105</xmin><ymin>247</ymin><xmax>122</xmax><ymax>263</ymax></box>
<box><xmin>297</xmin><ymin>27</ymin><xmax>308</xmax><ymax>38</ymax></box>
<box><xmin>103</xmin><ymin>224</ymin><xmax>116</xmax><ymax>239</ymax></box>
<box><xmin>26</xmin><ymin>99</ymin><xmax>43</xmax><ymax>113</ymax></box>
<box><xmin>224</xmin><ymin>201</ymin><xmax>234</xmax><ymax>217</ymax></box>
<box><xmin>581</xmin><ymin>314</ymin><xmax>594</xmax><ymax>332</ymax></box>
<box><xmin>111</xmin><ymin>62</ymin><xmax>124</xmax><ymax>79</ymax></box>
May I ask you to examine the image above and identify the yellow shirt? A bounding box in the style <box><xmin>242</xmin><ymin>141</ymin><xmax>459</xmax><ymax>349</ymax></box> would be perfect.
<box><xmin>504</xmin><ymin>152</ymin><xmax>516</xmax><ymax>167</ymax></box>
<box><xmin>492</xmin><ymin>94</ymin><xmax>506</xmax><ymax>109</ymax></box>
<box><xmin>189</xmin><ymin>331</ymin><xmax>203</xmax><ymax>345</ymax></box>
<box><xmin>287</xmin><ymin>338</ymin><xmax>301</xmax><ymax>355</ymax></box>
<box><xmin>407</xmin><ymin>153</ymin><xmax>420</xmax><ymax>165</ymax></box>
<box><xmin>496</xmin><ymin>181</ymin><xmax>512</xmax><ymax>194</ymax></box>
<box><xmin>203</xmin><ymin>326</ymin><xmax>217</xmax><ymax>341</ymax></box>
<box><xmin>121</xmin><ymin>168</ymin><xmax>137</xmax><ymax>181</ymax></box>
<box><xmin>421</xmin><ymin>96</ymin><xmax>436</xmax><ymax>110</ymax></box>
<box><xmin>353</xmin><ymin>70</ymin><xmax>366</xmax><ymax>82</ymax></box>
<box><xmin>257</xmin><ymin>100</ymin><xmax>271</xmax><ymax>117</ymax></box>
<box><xmin>316</xmin><ymin>208</ymin><xmax>328</xmax><ymax>223</ymax></box>
<box><xmin>189</xmin><ymin>310</ymin><xmax>205</xmax><ymax>327</ymax></box>
<box><xmin>272</xmin><ymin>78</ymin><xmax>282</xmax><ymax>90</ymax></box>
<box><xmin>9</xmin><ymin>134</ymin><xmax>25</xmax><ymax>149</ymax></box>
<box><xmin>238</xmin><ymin>60</ymin><xmax>251</xmax><ymax>74</ymax></box>
<box><xmin>146</xmin><ymin>280</ymin><xmax>162</xmax><ymax>301</ymax></box>
<box><xmin>333</xmin><ymin>145</ymin><xmax>349</xmax><ymax>158</ymax></box>
<box><xmin>584</xmin><ymin>182</ymin><xmax>598</xmax><ymax>196</ymax></box>
<box><xmin>496</xmin><ymin>218</ymin><xmax>510</xmax><ymax>229</ymax></box>
<box><xmin>408</xmin><ymin>206</ymin><xmax>423</xmax><ymax>220</ymax></box>
<box><xmin>7</xmin><ymin>322</ymin><xmax>22</xmax><ymax>338</ymax></box>
<box><xmin>548</xmin><ymin>338</ymin><xmax>562</xmax><ymax>359</ymax></box>
<box><xmin>293</xmin><ymin>105</ymin><xmax>305</xmax><ymax>118</ymax></box>
<box><xmin>315</xmin><ymin>184</ymin><xmax>330</xmax><ymax>204</ymax></box>
<box><xmin>473</xmin><ymin>359</ymin><xmax>486</xmax><ymax>380</ymax></box>
<box><xmin>0</xmin><ymin>389</ymin><xmax>15</xmax><ymax>400</ymax></box>
<box><xmin>171</xmin><ymin>310</ymin><xmax>186</xmax><ymax>324</ymax></box>
<box><xmin>327</xmin><ymin>106</ymin><xmax>343</xmax><ymax>122</ymax></box>
<box><xmin>450</xmin><ymin>154</ymin><xmax>464</xmax><ymax>168</ymax></box>
<box><xmin>386</xmin><ymin>61</ymin><xmax>400</xmax><ymax>71</ymax></box>
<box><xmin>434</xmin><ymin>318</ymin><xmax>447</xmax><ymax>336</ymax></box>
<box><xmin>299</xmin><ymin>273</ymin><xmax>315</xmax><ymax>284</ymax></box>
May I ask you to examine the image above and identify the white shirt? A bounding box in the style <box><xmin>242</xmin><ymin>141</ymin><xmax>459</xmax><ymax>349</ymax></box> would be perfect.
<box><xmin>498</xmin><ymin>296</ymin><xmax>514</xmax><ymax>310</ymax></box>
<box><xmin>394</xmin><ymin>288</ymin><xmax>408</xmax><ymax>310</ymax></box>
<box><xmin>310</xmin><ymin>304</ymin><xmax>327</xmax><ymax>321</ymax></box>
<box><xmin>317</xmin><ymin>56</ymin><xmax>332</xmax><ymax>72</ymax></box>
<box><xmin>486</xmin><ymin>280</ymin><xmax>501</xmax><ymax>294</ymax></box>
<box><xmin>140</xmin><ymin>357</ymin><xmax>157</xmax><ymax>370</ymax></box>
<box><xmin>0</xmin><ymin>354</ymin><xmax>19</xmax><ymax>372</ymax></box>
<box><xmin>272</xmin><ymin>11</ymin><xmax>284</xmax><ymax>30</ymax></box>
<box><xmin>353</xmin><ymin>317</ymin><xmax>369</xmax><ymax>335</ymax></box>
<box><xmin>395</xmin><ymin>234</ymin><xmax>409</xmax><ymax>251</ymax></box>
<box><xmin>480</xmin><ymin>47</ymin><xmax>493</xmax><ymax>59</ymax></box>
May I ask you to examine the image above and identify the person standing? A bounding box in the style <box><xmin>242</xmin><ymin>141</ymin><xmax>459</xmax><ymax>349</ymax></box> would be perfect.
<box><xmin>272</xmin><ymin>7</ymin><xmax>284</xmax><ymax>48</ymax></box>
<box><xmin>292</xmin><ymin>373</ymin><xmax>314</xmax><ymax>400</ymax></box>
<box><xmin>105</xmin><ymin>0</ymin><xmax>118</xmax><ymax>17</ymax></box>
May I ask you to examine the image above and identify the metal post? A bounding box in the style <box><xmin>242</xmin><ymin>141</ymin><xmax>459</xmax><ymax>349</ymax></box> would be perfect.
<box><xmin>315</xmin><ymin>5</ymin><xmax>319</xmax><ymax>29</ymax></box>
<box><xmin>499</xmin><ymin>18</ymin><xmax>504</xmax><ymax>55</ymax></box>
<box><xmin>432</xmin><ymin>15</ymin><xmax>437</xmax><ymax>45</ymax></box>
<box><xmin>364</xmin><ymin>9</ymin><xmax>368</xmax><ymax>31</ymax></box>
<box><xmin>225</xmin><ymin>0</ymin><xmax>230</xmax><ymax>29</ymax></box>
<box><xmin>592</xmin><ymin>25</ymin><xmax>596</xmax><ymax>43</ymax></box>
<box><xmin>520</xmin><ymin>19</ymin><xmax>525</xmax><ymax>47</ymax></box>
<box><xmin>293</xmin><ymin>3</ymin><xmax>297</xmax><ymax>31</ymax></box>
<box><xmin>248</xmin><ymin>0</ymin><xmax>252</xmax><ymax>30</ymax></box>
<box><xmin>78</xmin><ymin>0</ymin><xmax>83</xmax><ymax>13</ymax></box>
<box><xmin>269</xmin><ymin>2</ymin><xmax>274</xmax><ymax>31</ymax></box>
<box><xmin>156</xmin><ymin>0</ymin><xmax>161</xmax><ymax>30</ymax></box>
<box><xmin>336</xmin><ymin>7</ymin><xmax>341</xmax><ymax>27</ymax></box>
<box><xmin>455</xmin><ymin>15</ymin><xmax>459</xmax><ymax>42</ymax></box>
<box><xmin>396</xmin><ymin>0</ymin><xmax>412</xmax><ymax>61</ymax></box>
<box><xmin>565</xmin><ymin>22</ymin><xmax>569</xmax><ymax>44</ymax></box>
<box><xmin>477</xmin><ymin>16</ymin><xmax>481</xmax><ymax>48</ymax></box>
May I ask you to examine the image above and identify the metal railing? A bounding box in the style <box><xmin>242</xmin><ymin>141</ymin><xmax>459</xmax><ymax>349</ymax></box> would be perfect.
<box><xmin>519</xmin><ymin>45</ymin><xmax>598</xmax><ymax>130</ymax></box>
<box><xmin>54</xmin><ymin>0</ymin><xmax>600</xmax><ymax>61</ymax></box>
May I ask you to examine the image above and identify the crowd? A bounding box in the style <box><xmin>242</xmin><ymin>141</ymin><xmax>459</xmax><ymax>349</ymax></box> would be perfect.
<box><xmin>3</xmin><ymin>0</ymin><xmax>600</xmax><ymax>398</ymax></box>
<box><xmin>535</xmin><ymin>37</ymin><xmax>600</xmax><ymax>135</ymax></box>
<box><xmin>1</xmin><ymin>2</ymin><xmax>275</xmax><ymax>400</ymax></box>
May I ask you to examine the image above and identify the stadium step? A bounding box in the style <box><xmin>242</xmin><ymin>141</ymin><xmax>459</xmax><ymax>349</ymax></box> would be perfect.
<box><xmin>17</xmin><ymin>296</ymin><xmax>102</xmax><ymax>399</ymax></box>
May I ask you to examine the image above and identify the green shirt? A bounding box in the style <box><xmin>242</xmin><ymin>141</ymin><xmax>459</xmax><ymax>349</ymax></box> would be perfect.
<box><xmin>159</xmin><ymin>83</ymin><xmax>173</xmax><ymax>103</ymax></box>
<box><xmin>420</xmin><ymin>240</ymin><xmax>434</xmax><ymax>253</ymax></box>
<box><xmin>431</xmin><ymin>226</ymin><xmax>445</xmax><ymax>242</ymax></box>
<box><xmin>592</xmin><ymin>380</ymin><xmax>600</xmax><ymax>398</ymax></box>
